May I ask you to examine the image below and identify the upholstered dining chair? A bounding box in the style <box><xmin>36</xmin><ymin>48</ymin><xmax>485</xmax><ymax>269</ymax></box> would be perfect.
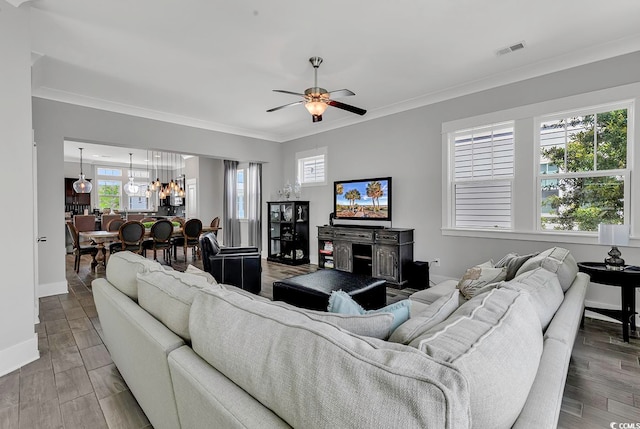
<box><xmin>106</xmin><ymin>218</ymin><xmax>125</xmax><ymax>232</ymax></box>
<box><xmin>67</xmin><ymin>222</ymin><xmax>100</xmax><ymax>273</ymax></box>
<box><xmin>172</xmin><ymin>218</ymin><xmax>202</xmax><ymax>261</ymax></box>
<box><xmin>101</xmin><ymin>214</ymin><xmax>122</xmax><ymax>231</ymax></box>
<box><xmin>210</xmin><ymin>216</ymin><xmax>220</xmax><ymax>237</ymax></box>
<box><xmin>142</xmin><ymin>219</ymin><xmax>173</xmax><ymax>263</ymax></box>
<box><xmin>73</xmin><ymin>214</ymin><xmax>97</xmax><ymax>232</ymax></box>
<box><xmin>109</xmin><ymin>220</ymin><xmax>146</xmax><ymax>255</ymax></box>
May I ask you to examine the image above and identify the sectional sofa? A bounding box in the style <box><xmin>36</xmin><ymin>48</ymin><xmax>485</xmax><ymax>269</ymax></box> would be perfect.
<box><xmin>92</xmin><ymin>248</ymin><xmax>587</xmax><ymax>428</ymax></box>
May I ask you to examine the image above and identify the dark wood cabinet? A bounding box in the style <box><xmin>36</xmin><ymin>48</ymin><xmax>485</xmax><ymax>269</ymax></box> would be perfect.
<box><xmin>65</xmin><ymin>177</ymin><xmax>91</xmax><ymax>214</ymax></box>
<box><xmin>317</xmin><ymin>226</ymin><xmax>414</xmax><ymax>287</ymax></box>
<box><xmin>267</xmin><ymin>201</ymin><xmax>310</xmax><ymax>265</ymax></box>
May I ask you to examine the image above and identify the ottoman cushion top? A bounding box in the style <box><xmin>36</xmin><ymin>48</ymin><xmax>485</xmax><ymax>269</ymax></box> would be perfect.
<box><xmin>275</xmin><ymin>270</ymin><xmax>386</xmax><ymax>296</ymax></box>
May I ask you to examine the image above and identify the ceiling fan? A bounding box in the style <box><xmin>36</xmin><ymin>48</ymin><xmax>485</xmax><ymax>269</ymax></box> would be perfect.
<box><xmin>267</xmin><ymin>57</ymin><xmax>367</xmax><ymax>123</ymax></box>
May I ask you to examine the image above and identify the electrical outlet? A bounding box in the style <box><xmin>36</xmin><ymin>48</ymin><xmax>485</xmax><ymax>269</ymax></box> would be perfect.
<box><xmin>432</xmin><ymin>258</ymin><xmax>441</xmax><ymax>267</ymax></box>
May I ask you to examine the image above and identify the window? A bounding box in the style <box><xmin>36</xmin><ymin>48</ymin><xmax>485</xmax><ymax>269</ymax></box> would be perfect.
<box><xmin>127</xmin><ymin>169</ymin><xmax>150</xmax><ymax>210</ymax></box>
<box><xmin>97</xmin><ymin>179</ymin><xmax>121</xmax><ymax>210</ymax></box>
<box><xmin>296</xmin><ymin>147</ymin><xmax>327</xmax><ymax>186</ymax></box>
<box><xmin>450</xmin><ymin>122</ymin><xmax>514</xmax><ymax>229</ymax></box>
<box><xmin>236</xmin><ymin>168</ymin><xmax>246</xmax><ymax>219</ymax></box>
<box><xmin>538</xmin><ymin>104</ymin><xmax>629</xmax><ymax>231</ymax></box>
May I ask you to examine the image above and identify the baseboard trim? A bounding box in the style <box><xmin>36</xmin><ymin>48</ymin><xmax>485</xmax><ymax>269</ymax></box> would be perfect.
<box><xmin>583</xmin><ymin>298</ymin><xmax>640</xmax><ymax>325</ymax></box>
<box><xmin>0</xmin><ymin>334</ymin><xmax>39</xmax><ymax>377</ymax></box>
<box><xmin>39</xmin><ymin>280</ymin><xmax>68</xmax><ymax>298</ymax></box>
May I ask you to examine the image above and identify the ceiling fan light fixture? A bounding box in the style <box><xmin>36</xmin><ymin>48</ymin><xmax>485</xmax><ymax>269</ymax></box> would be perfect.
<box><xmin>305</xmin><ymin>100</ymin><xmax>328</xmax><ymax>116</ymax></box>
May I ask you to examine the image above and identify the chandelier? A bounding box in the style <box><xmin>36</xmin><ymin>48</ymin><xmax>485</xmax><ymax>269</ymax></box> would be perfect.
<box><xmin>72</xmin><ymin>147</ymin><xmax>92</xmax><ymax>193</ymax></box>
<box><xmin>124</xmin><ymin>153</ymin><xmax>140</xmax><ymax>195</ymax></box>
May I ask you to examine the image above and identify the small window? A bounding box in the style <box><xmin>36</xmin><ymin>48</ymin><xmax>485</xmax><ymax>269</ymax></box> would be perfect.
<box><xmin>296</xmin><ymin>147</ymin><xmax>327</xmax><ymax>186</ymax></box>
<box><xmin>450</xmin><ymin>122</ymin><xmax>515</xmax><ymax>229</ymax></box>
<box><xmin>97</xmin><ymin>179</ymin><xmax>121</xmax><ymax>210</ymax></box>
<box><xmin>236</xmin><ymin>168</ymin><xmax>246</xmax><ymax>219</ymax></box>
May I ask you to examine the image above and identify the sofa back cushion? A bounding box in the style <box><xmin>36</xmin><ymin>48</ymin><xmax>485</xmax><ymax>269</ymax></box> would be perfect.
<box><xmin>105</xmin><ymin>251</ymin><xmax>164</xmax><ymax>300</ymax></box>
<box><xmin>137</xmin><ymin>270</ymin><xmax>221</xmax><ymax>340</ymax></box>
<box><xmin>389</xmin><ymin>290</ymin><xmax>460</xmax><ymax>344</ymax></box>
<box><xmin>410</xmin><ymin>288</ymin><xmax>543</xmax><ymax>429</ymax></box>
<box><xmin>189</xmin><ymin>288</ymin><xmax>472</xmax><ymax>429</ymax></box>
<box><xmin>500</xmin><ymin>267</ymin><xmax>564</xmax><ymax>330</ymax></box>
<box><xmin>515</xmin><ymin>247</ymin><xmax>578</xmax><ymax>292</ymax></box>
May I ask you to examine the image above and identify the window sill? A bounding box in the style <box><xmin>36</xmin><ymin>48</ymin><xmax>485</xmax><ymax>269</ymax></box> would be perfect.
<box><xmin>441</xmin><ymin>227</ymin><xmax>639</xmax><ymax>247</ymax></box>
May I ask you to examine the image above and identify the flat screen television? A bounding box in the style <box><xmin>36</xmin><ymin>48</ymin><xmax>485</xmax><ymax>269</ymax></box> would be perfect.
<box><xmin>333</xmin><ymin>177</ymin><xmax>392</xmax><ymax>222</ymax></box>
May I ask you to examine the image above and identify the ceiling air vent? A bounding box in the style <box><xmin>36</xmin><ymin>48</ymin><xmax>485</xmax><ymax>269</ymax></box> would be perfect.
<box><xmin>496</xmin><ymin>41</ymin><xmax>526</xmax><ymax>56</ymax></box>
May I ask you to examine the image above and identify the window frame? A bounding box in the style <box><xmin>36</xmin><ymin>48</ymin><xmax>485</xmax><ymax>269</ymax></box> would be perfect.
<box><xmin>95</xmin><ymin>166</ymin><xmax>122</xmax><ymax>211</ymax></box>
<box><xmin>534</xmin><ymin>102</ymin><xmax>632</xmax><ymax>233</ymax></box>
<box><xmin>441</xmin><ymin>82</ymin><xmax>638</xmax><ymax>244</ymax></box>
<box><xmin>295</xmin><ymin>147</ymin><xmax>327</xmax><ymax>187</ymax></box>
<box><xmin>449</xmin><ymin>122</ymin><xmax>515</xmax><ymax>230</ymax></box>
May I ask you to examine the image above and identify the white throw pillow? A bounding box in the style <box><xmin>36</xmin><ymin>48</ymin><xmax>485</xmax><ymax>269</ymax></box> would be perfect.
<box><xmin>500</xmin><ymin>267</ymin><xmax>564</xmax><ymax>330</ymax></box>
<box><xmin>185</xmin><ymin>264</ymin><xmax>217</xmax><ymax>284</ymax></box>
<box><xmin>105</xmin><ymin>251</ymin><xmax>164</xmax><ymax>300</ymax></box>
<box><xmin>515</xmin><ymin>247</ymin><xmax>578</xmax><ymax>292</ymax></box>
<box><xmin>456</xmin><ymin>261</ymin><xmax>506</xmax><ymax>300</ymax></box>
<box><xmin>389</xmin><ymin>290</ymin><xmax>460</xmax><ymax>344</ymax></box>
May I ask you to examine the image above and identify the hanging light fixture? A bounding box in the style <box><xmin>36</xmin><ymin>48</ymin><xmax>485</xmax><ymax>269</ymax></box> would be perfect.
<box><xmin>159</xmin><ymin>152</ymin><xmax>166</xmax><ymax>199</ymax></box>
<box><xmin>169</xmin><ymin>152</ymin><xmax>176</xmax><ymax>193</ymax></box>
<box><xmin>145</xmin><ymin>150</ymin><xmax>151</xmax><ymax>198</ymax></box>
<box><xmin>72</xmin><ymin>147</ymin><xmax>93</xmax><ymax>193</ymax></box>
<box><xmin>153</xmin><ymin>150</ymin><xmax>162</xmax><ymax>190</ymax></box>
<box><xmin>124</xmin><ymin>153</ymin><xmax>140</xmax><ymax>196</ymax></box>
<box><xmin>178</xmin><ymin>154</ymin><xmax>185</xmax><ymax>197</ymax></box>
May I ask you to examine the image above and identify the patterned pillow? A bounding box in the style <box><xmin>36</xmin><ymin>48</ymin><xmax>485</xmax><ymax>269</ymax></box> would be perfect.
<box><xmin>494</xmin><ymin>252</ymin><xmax>539</xmax><ymax>281</ymax></box>
<box><xmin>456</xmin><ymin>261</ymin><xmax>507</xmax><ymax>300</ymax></box>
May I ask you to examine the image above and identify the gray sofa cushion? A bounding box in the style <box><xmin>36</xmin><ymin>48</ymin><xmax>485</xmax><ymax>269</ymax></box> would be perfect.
<box><xmin>137</xmin><ymin>270</ymin><xmax>221</xmax><ymax>340</ymax></box>
<box><xmin>410</xmin><ymin>288</ymin><xmax>543</xmax><ymax>429</ymax></box>
<box><xmin>500</xmin><ymin>267</ymin><xmax>564</xmax><ymax>330</ymax></box>
<box><xmin>105</xmin><ymin>251</ymin><xmax>164</xmax><ymax>300</ymax></box>
<box><xmin>410</xmin><ymin>279</ymin><xmax>458</xmax><ymax>305</ymax></box>
<box><xmin>515</xmin><ymin>247</ymin><xmax>578</xmax><ymax>292</ymax></box>
<box><xmin>494</xmin><ymin>252</ymin><xmax>538</xmax><ymax>280</ymax></box>
<box><xmin>189</xmin><ymin>288</ymin><xmax>472</xmax><ymax>429</ymax></box>
<box><xmin>389</xmin><ymin>290</ymin><xmax>460</xmax><ymax>344</ymax></box>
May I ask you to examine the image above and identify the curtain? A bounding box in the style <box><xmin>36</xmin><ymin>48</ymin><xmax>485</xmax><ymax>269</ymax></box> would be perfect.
<box><xmin>247</xmin><ymin>162</ymin><xmax>262</xmax><ymax>251</ymax></box>
<box><xmin>223</xmin><ymin>160</ymin><xmax>241</xmax><ymax>246</ymax></box>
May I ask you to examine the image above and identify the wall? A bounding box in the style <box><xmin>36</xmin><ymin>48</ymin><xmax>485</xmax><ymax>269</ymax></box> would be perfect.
<box><xmin>281</xmin><ymin>50</ymin><xmax>640</xmax><ymax>316</ymax></box>
<box><xmin>197</xmin><ymin>157</ymin><xmax>224</xmax><ymax>230</ymax></box>
<box><xmin>33</xmin><ymin>99</ymin><xmax>283</xmax><ymax>298</ymax></box>
<box><xmin>0</xmin><ymin>2</ymin><xmax>39</xmax><ymax>376</ymax></box>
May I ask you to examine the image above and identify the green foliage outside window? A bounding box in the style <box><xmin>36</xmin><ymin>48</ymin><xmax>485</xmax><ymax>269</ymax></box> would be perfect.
<box><xmin>540</xmin><ymin>109</ymin><xmax>627</xmax><ymax>231</ymax></box>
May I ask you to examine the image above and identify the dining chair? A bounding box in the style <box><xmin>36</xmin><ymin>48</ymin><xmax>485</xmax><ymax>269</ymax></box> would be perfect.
<box><xmin>67</xmin><ymin>222</ymin><xmax>100</xmax><ymax>273</ymax></box>
<box><xmin>106</xmin><ymin>218</ymin><xmax>125</xmax><ymax>232</ymax></box>
<box><xmin>210</xmin><ymin>216</ymin><xmax>220</xmax><ymax>237</ymax></box>
<box><xmin>101</xmin><ymin>214</ymin><xmax>123</xmax><ymax>231</ymax></box>
<box><xmin>73</xmin><ymin>214</ymin><xmax>97</xmax><ymax>232</ymax></box>
<box><xmin>142</xmin><ymin>219</ymin><xmax>173</xmax><ymax>263</ymax></box>
<box><xmin>172</xmin><ymin>218</ymin><xmax>202</xmax><ymax>261</ymax></box>
<box><xmin>109</xmin><ymin>220</ymin><xmax>146</xmax><ymax>255</ymax></box>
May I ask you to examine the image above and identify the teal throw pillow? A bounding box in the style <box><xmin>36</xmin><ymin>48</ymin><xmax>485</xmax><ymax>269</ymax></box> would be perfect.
<box><xmin>328</xmin><ymin>290</ymin><xmax>410</xmax><ymax>333</ymax></box>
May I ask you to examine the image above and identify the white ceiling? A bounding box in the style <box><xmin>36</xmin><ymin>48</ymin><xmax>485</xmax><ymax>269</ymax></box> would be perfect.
<box><xmin>64</xmin><ymin>140</ymin><xmax>187</xmax><ymax>169</ymax></box>
<box><xmin>29</xmin><ymin>0</ymin><xmax>640</xmax><ymax>143</ymax></box>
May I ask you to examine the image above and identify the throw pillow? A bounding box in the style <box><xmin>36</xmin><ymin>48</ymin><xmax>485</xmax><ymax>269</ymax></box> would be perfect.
<box><xmin>514</xmin><ymin>247</ymin><xmax>578</xmax><ymax>292</ymax></box>
<box><xmin>328</xmin><ymin>290</ymin><xmax>411</xmax><ymax>333</ymax></box>
<box><xmin>494</xmin><ymin>252</ymin><xmax>539</xmax><ymax>281</ymax></box>
<box><xmin>389</xmin><ymin>290</ymin><xmax>461</xmax><ymax>344</ymax></box>
<box><xmin>456</xmin><ymin>262</ymin><xmax>507</xmax><ymax>300</ymax></box>
<box><xmin>185</xmin><ymin>264</ymin><xmax>217</xmax><ymax>284</ymax></box>
<box><xmin>500</xmin><ymin>267</ymin><xmax>564</xmax><ymax>330</ymax></box>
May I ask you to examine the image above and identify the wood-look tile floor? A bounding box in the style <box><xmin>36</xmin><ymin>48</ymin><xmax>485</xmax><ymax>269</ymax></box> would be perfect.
<box><xmin>0</xmin><ymin>252</ymin><xmax>639</xmax><ymax>428</ymax></box>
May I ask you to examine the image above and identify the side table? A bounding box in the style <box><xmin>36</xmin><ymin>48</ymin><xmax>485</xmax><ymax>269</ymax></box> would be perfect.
<box><xmin>577</xmin><ymin>262</ymin><xmax>640</xmax><ymax>342</ymax></box>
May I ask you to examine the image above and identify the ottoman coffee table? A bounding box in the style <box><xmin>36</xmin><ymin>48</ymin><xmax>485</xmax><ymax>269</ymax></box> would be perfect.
<box><xmin>273</xmin><ymin>269</ymin><xmax>387</xmax><ymax>311</ymax></box>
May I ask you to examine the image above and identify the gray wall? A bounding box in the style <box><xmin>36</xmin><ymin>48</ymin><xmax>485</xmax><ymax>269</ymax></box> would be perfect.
<box><xmin>0</xmin><ymin>2</ymin><xmax>38</xmax><ymax>375</ymax></box>
<box><xmin>280</xmin><ymin>51</ymin><xmax>640</xmax><ymax>314</ymax></box>
<box><xmin>33</xmin><ymin>98</ymin><xmax>283</xmax><ymax>294</ymax></box>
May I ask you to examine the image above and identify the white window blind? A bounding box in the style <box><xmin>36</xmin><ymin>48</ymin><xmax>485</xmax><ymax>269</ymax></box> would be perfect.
<box><xmin>452</xmin><ymin>122</ymin><xmax>514</xmax><ymax>229</ymax></box>
<box><xmin>298</xmin><ymin>155</ymin><xmax>325</xmax><ymax>184</ymax></box>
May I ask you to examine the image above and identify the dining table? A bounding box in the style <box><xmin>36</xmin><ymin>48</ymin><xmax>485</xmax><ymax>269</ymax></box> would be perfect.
<box><xmin>80</xmin><ymin>225</ymin><xmax>220</xmax><ymax>270</ymax></box>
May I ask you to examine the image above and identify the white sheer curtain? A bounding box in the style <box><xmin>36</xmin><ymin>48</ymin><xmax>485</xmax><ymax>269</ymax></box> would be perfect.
<box><xmin>223</xmin><ymin>160</ymin><xmax>241</xmax><ymax>246</ymax></box>
<box><xmin>246</xmin><ymin>162</ymin><xmax>262</xmax><ymax>251</ymax></box>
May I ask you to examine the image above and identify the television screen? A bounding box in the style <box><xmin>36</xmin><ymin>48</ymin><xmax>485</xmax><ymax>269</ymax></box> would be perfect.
<box><xmin>334</xmin><ymin>177</ymin><xmax>392</xmax><ymax>221</ymax></box>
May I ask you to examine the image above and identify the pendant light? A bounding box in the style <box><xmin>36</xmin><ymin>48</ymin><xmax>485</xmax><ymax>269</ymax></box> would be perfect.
<box><xmin>153</xmin><ymin>150</ymin><xmax>161</xmax><ymax>190</ymax></box>
<box><xmin>178</xmin><ymin>154</ymin><xmax>185</xmax><ymax>197</ymax></box>
<box><xmin>159</xmin><ymin>152</ymin><xmax>166</xmax><ymax>199</ymax></box>
<box><xmin>145</xmin><ymin>150</ymin><xmax>151</xmax><ymax>198</ymax></box>
<box><xmin>72</xmin><ymin>147</ymin><xmax>93</xmax><ymax>193</ymax></box>
<box><xmin>124</xmin><ymin>153</ymin><xmax>140</xmax><ymax>195</ymax></box>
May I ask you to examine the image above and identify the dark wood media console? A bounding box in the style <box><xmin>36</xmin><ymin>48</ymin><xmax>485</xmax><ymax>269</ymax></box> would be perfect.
<box><xmin>317</xmin><ymin>225</ymin><xmax>414</xmax><ymax>288</ymax></box>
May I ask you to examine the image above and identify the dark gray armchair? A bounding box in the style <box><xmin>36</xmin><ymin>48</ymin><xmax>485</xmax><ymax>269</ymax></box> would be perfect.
<box><xmin>199</xmin><ymin>232</ymin><xmax>261</xmax><ymax>294</ymax></box>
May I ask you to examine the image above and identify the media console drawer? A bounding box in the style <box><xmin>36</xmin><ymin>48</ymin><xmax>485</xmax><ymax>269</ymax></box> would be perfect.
<box><xmin>333</xmin><ymin>229</ymin><xmax>375</xmax><ymax>243</ymax></box>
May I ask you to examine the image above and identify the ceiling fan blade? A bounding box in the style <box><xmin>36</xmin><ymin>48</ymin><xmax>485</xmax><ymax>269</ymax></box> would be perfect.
<box><xmin>266</xmin><ymin>100</ymin><xmax>304</xmax><ymax>112</ymax></box>
<box><xmin>327</xmin><ymin>100</ymin><xmax>367</xmax><ymax>116</ymax></box>
<box><xmin>273</xmin><ymin>89</ymin><xmax>306</xmax><ymax>97</ymax></box>
<box><xmin>312</xmin><ymin>114</ymin><xmax>323</xmax><ymax>123</ymax></box>
<box><xmin>328</xmin><ymin>89</ymin><xmax>355</xmax><ymax>98</ymax></box>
